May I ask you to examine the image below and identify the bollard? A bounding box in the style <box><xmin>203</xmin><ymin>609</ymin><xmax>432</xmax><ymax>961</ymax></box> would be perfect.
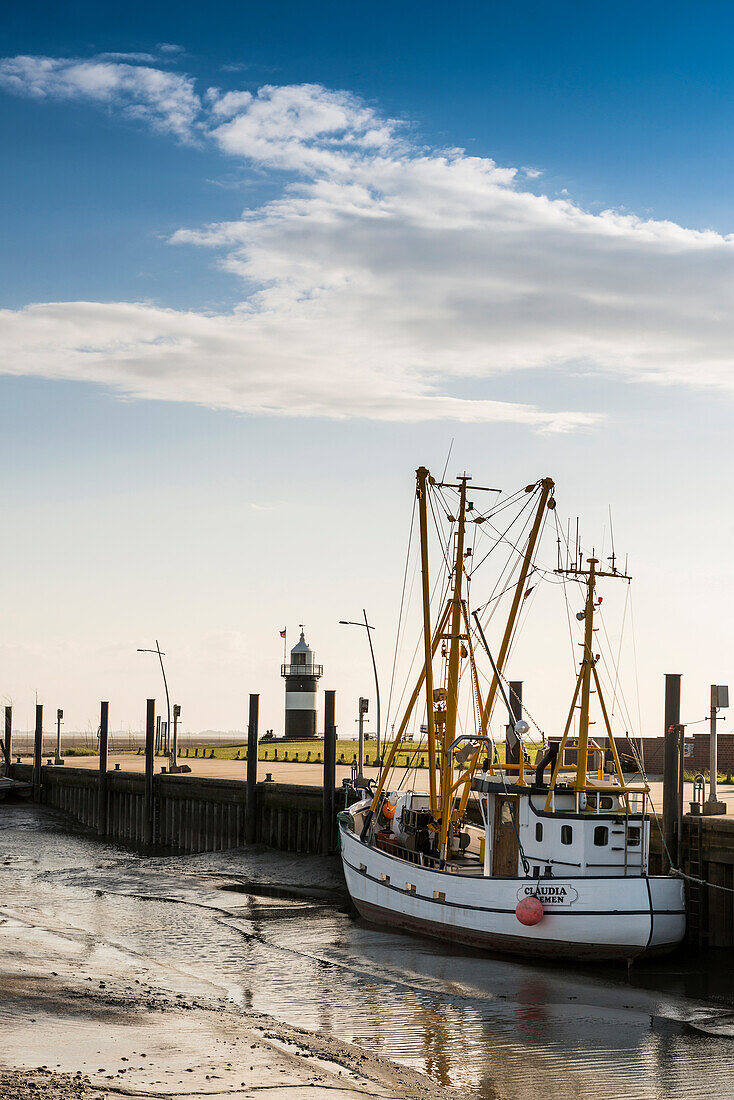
<box><xmin>144</xmin><ymin>699</ymin><xmax>155</xmax><ymax>846</ymax></box>
<box><xmin>322</xmin><ymin>691</ymin><xmax>336</xmax><ymax>854</ymax></box>
<box><xmin>246</xmin><ymin>694</ymin><xmax>259</xmax><ymax>845</ymax></box>
<box><xmin>33</xmin><ymin>704</ymin><xmax>43</xmax><ymax>801</ymax></box>
<box><xmin>98</xmin><ymin>701</ymin><xmax>109</xmax><ymax>837</ymax></box>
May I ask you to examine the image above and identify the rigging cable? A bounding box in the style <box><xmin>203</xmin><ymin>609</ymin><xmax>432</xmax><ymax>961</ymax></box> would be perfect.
<box><xmin>384</xmin><ymin>492</ymin><xmax>417</xmax><ymax>737</ymax></box>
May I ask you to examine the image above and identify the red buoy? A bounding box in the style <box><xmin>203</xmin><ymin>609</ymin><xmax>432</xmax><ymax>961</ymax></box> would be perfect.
<box><xmin>515</xmin><ymin>895</ymin><xmax>544</xmax><ymax>926</ymax></box>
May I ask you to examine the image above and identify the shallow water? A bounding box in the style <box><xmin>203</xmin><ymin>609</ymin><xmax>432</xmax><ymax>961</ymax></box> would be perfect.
<box><xmin>2</xmin><ymin>803</ymin><xmax>733</xmax><ymax>1099</ymax></box>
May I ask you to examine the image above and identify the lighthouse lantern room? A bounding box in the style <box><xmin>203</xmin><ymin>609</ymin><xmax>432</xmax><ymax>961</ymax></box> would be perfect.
<box><xmin>281</xmin><ymin>627</ymin><xmax>323</xmax><ymax>739</ymax></box>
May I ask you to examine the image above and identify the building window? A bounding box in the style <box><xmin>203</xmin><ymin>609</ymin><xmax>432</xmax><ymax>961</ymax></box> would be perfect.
<box><xmin>561</xmin><ymin>825</ymin><xmax>573</xmax><ymax>845</ymax></box>
<box><xmin>535</xmin><ymin>823</ymin><xmax>543</xmax><ymax>842</ymax></box>
<box><xmin>594</xmin><ymin>826</ymin><xmax>608</xmax><ymax>846</ymax></box>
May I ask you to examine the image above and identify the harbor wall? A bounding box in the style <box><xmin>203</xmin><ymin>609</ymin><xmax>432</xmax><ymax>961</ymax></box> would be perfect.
<box><xmin>649</xmin><ymin>816</ymin><xmax>734</xmax><ymax>948</ymax></box>
<box><xmin>9</xmin><ymin>763</ymin><xmax>338</xmax><ymax>854</ymax></box>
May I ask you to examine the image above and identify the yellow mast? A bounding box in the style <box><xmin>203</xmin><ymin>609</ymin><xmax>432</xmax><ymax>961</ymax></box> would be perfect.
<box><xmin>478</xmin><ymin>479</ymin><xmax>554</xmax><ymax>737</ymax></box>
<box><xmin>369</xmin><ymin>469</ymin><xmax>561</xmax><ymax>844</ymax></box>
<box><xmin>416</xmin><ymin>466</ymin><xmax>438</xmax><ymax>817</ymax></box>
<box><xmin>437</xmin><ymin>475</ymin><xmax>469</xmax><ymax>859</ymax></box>
<box><xmin>575</xmin><ymin>556</ymin><xmax>597</xmax><ymax>789</ymax></box>
<box><xmin>453</xmin><ymin>479</ymin><xmax>554</xmax><ymax>821</ymax></box>
<box><xmin>367</xmin><ymin>602</ymin><xmax>452</xmax><ymax>816</ymax></box>
<box><xmin>543</xmin><ymin>555</ymin><xmax>647</xmax><ymax>811</ymax></box>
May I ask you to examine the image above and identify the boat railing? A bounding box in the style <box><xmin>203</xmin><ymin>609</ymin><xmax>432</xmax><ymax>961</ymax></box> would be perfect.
<box><xmin>373</xmin><ymin>834</ymin><xmax>478</xmax><ymax>872</ymax></box>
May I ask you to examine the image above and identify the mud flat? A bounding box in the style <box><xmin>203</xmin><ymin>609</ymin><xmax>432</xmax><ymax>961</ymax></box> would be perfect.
<box><xmin>0</xmin><ymin>976</ymin><xmax>449</xmax><ymax>1100</ymax></box>
<box><xmin>4</xmin><ymin>803</ymin><xmax>734</xmax><ymax>1100</ymax></box>
<box><xmin>0</xmin><ymin>805</ymin><xmax>452</xmax><ymax>1100</ymax></box>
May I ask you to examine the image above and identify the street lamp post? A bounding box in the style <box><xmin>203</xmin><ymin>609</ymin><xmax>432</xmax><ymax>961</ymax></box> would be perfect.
<box><xmin>55</xmin><ymin>708</ymin><xmax>63</xmax><ymax>765</ymax></box>
<box><xmin>339</xmin><ymin>610</ymin><xmax>381</xmax><ymax>761</ymax></box>
<box><xmin>173</xmin><ymin>704</ymin><xmax>181</xmax><ymax>769</ymax></box>
<box><xmin>357</xmin><ymin>696</ymin><xmax>369</xmax><ymax>780</ymax></box>
<box><xmin>706</xmin><ymin>684</ymin><xmax>728</xmax><ymax>814</ymax></box>
<box><xmin>137</xmin><ymin>641</ymin><xmax>173</xmax><ymax>771</ymax></box>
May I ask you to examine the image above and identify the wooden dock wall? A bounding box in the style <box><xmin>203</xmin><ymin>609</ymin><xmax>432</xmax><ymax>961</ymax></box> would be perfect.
<box><xmin>10</xmin><ymin>763</ymin><xmax>334</xmax><ymax>854</ymax></box>
<box><xmin>649</xmin><ymin>815</ymin><xmax>734</xmax><ymax>948</ymax></box>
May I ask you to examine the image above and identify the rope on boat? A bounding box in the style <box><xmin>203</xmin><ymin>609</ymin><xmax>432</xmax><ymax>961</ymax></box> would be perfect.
<box><xmin>670</xmin><ymin>868</ymin><xmax>734</xmax><ymax>894</ymax></box>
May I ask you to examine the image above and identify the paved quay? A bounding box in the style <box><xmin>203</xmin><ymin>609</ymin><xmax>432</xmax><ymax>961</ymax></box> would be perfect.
<box><xmin>52</xmin><ymin>754</ymin><xmax>734</xmax><ymax>815</ymax></box>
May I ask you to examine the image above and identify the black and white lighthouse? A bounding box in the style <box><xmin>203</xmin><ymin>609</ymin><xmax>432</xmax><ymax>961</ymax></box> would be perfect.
<box><xmin>281</xmin><ymin>628</ymin><xmax>323</xmax><ymax>739</ymax></box>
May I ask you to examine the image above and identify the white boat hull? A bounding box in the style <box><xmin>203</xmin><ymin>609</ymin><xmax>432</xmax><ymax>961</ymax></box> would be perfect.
<box><xmin>340</xmin><ymin>824</ymin><xmax>686</xmax><ymax>962</ymax></box>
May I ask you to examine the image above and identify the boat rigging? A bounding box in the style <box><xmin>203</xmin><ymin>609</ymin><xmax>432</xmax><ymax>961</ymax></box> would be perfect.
<box><xmin>338</xmin><ymin>464</ymin><xmax>686</xmax><ymax>962</ymax></box>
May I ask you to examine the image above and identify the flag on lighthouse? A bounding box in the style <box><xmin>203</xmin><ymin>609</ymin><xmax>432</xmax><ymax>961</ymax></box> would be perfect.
<box><xmin>279</xmin><ymin>629</ymin><xmax>286</xmax><ymax>638</ymax></box>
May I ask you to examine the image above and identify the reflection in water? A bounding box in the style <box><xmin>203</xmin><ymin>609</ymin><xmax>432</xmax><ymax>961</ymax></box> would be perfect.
<box><xmin>2</xmin><ymin>805</ymin><xmax>733</xmax><ymax>1099</ymax></box>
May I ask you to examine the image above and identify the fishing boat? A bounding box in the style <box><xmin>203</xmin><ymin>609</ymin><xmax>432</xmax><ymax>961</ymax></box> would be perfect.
<box><xmin>338</xmin><ymin>467</ymin><xmax>685</xmax><ymax>962</ymax></box>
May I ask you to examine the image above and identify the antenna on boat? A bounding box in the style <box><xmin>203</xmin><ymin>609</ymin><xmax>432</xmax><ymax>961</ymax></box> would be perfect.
<box><xmin>574</xmin><ymin>518</ymin><xmax>579</xmax><ymax>571</ymax></box>
<box><xmin>440</xmin><ymin>438</ymin><xmax>454</xmax><ymax>483</ymax></box>
<box><xmin>608</xmin><ymin>505</ymin><xmax>617</xmax><ymax>574</ymax></box>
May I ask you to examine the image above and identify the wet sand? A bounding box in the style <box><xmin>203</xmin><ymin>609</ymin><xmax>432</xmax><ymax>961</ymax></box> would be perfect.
<box><xmin>3</xmin><ymin>802</ymin><xmax>734</xmax><ymax>1100</ymax></box>
<box><xmin>0</xmin><ymin>806</ymin><xmax>453</xmax><ymax>1100</ymax></box>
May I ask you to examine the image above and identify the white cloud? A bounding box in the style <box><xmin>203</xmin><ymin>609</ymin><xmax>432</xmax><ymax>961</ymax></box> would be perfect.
<box><xmin>208</xmin><ymin>83</ymin><xmax>400</xmax><ymax>173</ymax></box>
<box><xmin>1</xmin><ymin>55</ymin><xmax>734</xmax><ymax>428</ymax></box>
<box><xmin>97</xmin><ymin>52</ymin><xmax>161</xmax><ymax>63</ymax></box>
<box><xmin>0</xmin><ymin>55</ymin><xmax>200</xmax><ymax>139</ymax></box>
<box><xmin>0</xmin><ymin>301</ymin><xmax>590</xmax><ymax>429</ymax></box>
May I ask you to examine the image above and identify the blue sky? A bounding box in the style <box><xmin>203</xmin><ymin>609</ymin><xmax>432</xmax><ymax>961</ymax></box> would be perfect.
<box><xmin>0</xmin><ymin>1</ymin><xmax>732</xmax><ymax>738</ymax></box>
<box><xmin>4</xmin><ymin>0</ymin><xmax>734</xmax><ymax>309</ymax></box>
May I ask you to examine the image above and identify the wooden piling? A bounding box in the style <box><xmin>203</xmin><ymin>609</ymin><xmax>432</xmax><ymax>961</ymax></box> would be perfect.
<box><xmin>663</xmin><ymin>673</ymin><xmax>682</xmax><ymax>870</ymax></box>
<box><xmin>3</xmin><ymin>705</ymin><xmax>11</xmax><ymax>777</ymax></box>
<box><xmin>322</xmin><ymin>690</ymin><xmax>336</xmax><ymax>854</ymax></box>
<box><xmin>98</xmin><ymin>701</ymin><xmax>109</xmax><ymax>836</ymax></box>
<box><xmin>33</xmin><ymin>704</ymin><xmax>43</xmax><ymax>801</ymax></box>
<box><xmin>246</xmin><ymin>694</ymin><xmax>259</xmax><ymax>845</ymax></box>
<box><xmin>507</xmin><ymin>681</ymin><xmax>523</xmax><ymax>767</ymax></box>
<box><xmin>144</xmin><ymin>698</ymin><xmax>155</xmax><ymax>846</ymax></box>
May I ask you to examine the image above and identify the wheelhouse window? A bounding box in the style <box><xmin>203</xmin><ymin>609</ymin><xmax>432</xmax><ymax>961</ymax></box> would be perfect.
<box><xmin>535</xmin><ymin>823</ymin><xmax>543</xmax><ymax>842</ymax></box>
<box><xmin>561</xmin><ymin>825</ymin><xmax>573</xmax><ymax>845</ymax></box>
<box><xmin>627</xmin><ymin>826</ymin><xmax>641</xmax><ymax>847</ymax></box>
<box><xmin>594</xmin><ymin>826</ymin><xmax>608</xmax><ymax>846</ymax></box>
